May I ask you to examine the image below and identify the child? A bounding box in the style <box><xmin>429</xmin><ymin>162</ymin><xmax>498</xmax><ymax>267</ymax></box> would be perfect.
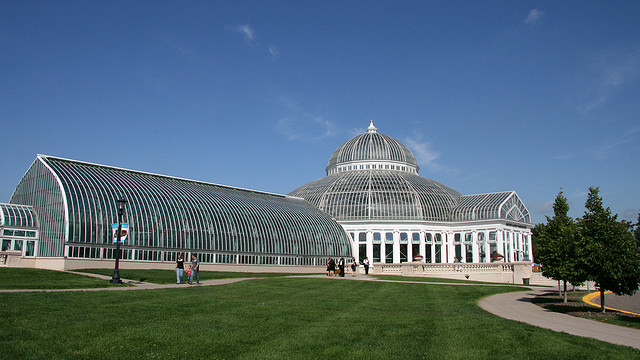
<box><xmin>186</xmin><ymin>265</ymin><xmax>193</xmax><ymax>285</ymax></box>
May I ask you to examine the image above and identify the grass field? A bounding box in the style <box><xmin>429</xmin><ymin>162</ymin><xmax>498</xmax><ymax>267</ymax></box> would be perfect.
<box><xmin>76</xmin><ymin>268</ymin><xmax>310</xmax><ymax>284</ymax></box>
<box><xmin>0</xmin><ymin>268</ymin><xmax>114</xmax><ymax>289</ymax></box>
<box><xmin>1</xmin><ymin>273</ymin><xmax>639</xmax><ymax>359</ymax></box>
<box><xmin>371</xmin><ymin>274</ymin><xmax>518</xmax><ymax>285</ymax></box>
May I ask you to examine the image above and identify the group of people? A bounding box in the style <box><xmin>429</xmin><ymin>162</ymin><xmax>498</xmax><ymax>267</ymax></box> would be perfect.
<box><xmin>327</xmin><ymin>257</ymin><xmax>371</xmax><ymax>277</ymax></box>
<box><xmin>175</xmin><ymin>253</ymin><xmax>200</xmax><ymax>284</ymax></box>
<box><xmin>177</xmin><ymin>253</ymin><xmax>372</xmax><ymax>283</ymax></box>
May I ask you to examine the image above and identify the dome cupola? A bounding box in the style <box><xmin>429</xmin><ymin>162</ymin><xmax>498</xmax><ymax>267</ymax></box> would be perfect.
<box><xmin>326</xmin><ymin>121</ymin><xmax>419</xmax><ymax>175</ymax></box>
<box><xmin>290</xmin><ymin>121</ymin><xmax>461</xmax><ymax>222</ymax></box>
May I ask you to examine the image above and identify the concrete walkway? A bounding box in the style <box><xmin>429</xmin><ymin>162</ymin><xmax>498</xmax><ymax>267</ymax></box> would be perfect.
<box><xmin>478</xmin><ymin>288</ymin><xmax>640</xmax><ymax>350</ymax></box>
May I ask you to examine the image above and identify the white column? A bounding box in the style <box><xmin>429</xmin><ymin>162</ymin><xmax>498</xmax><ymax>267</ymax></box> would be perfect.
<box><xmin>506</xmin><ymin>231</ymin><xmax>513</xmax><ymax>262</ymax></box>
<box><xmin>393</xmin><ymin>231</ymin><xmax>400</xmax><ymax>263</ymax></box>
<box><xmin>497</xmin><ymin>229</ymin><xmax>504</xmax><ymax>261</ymax></box>
<box><xmin>472</xmin><ymin>231</ymin><xmax>479</xmax><ymax>263</ymax></box>
<box><xmin>451</xmin><ymin>232</ymin><xmax>457</xmax><ymax>263</ymax></box>
<box><xmin>431</xmin><ymin>232</ymin><xmax>439</xmax><ymax>263</ymax></box>
<box><xmin>420</xmin><ymin>232</ymin><xmax>426</xmax><ymax>261</ymax></box>
<box><xmin>366</xmin><ymin>230</ymin><xmax>373</xmax><ymax>263</ymax></box>
<box><xmin>483</xmin><ymin>231</ymin><xmax>490</xmax><ymax>263</ymax></box>
<box><xmin>407</xmin><ymin>233</ymin><xmax>413</xmax><ymax>262</ymax></box>
<box><xmin>351</xmin><ymin>232</ymin><xmax>358</xmax><ymax>261</ymax></box>
<box><xmin>460</xmin><ymin>232</ymin><xmax>467</xmax><ymax>263</ymax></box>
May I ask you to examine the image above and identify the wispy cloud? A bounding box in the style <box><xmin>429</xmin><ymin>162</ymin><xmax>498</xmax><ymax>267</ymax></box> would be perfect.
<box><xmin>404</xmin><ymin>138</ymin><xmax>441</xmax><ymax>172</ymax></box>
<box><xmin>274</xmin><ymin>97</ymin><xmax>336</xmax><ymax>141</ymax></box>
<box><xmin>276</xmin><ymin>116</ymin><xmax>336</xmax><ymax>141</ymax></box>
<box><xmin>623</xmin><ymin>208</ymin><xmax>639</xmax><ymax>222</ymax></box>
<box><xmin>594</xmin><ymin>124</ymin><xmax>640</xmax><ymax>158</ymax></box>
<box><xmin>231</xmin><ymin>24</ymin><xmax>255</xmax><ymax>43</ymax></box>
<box><xmin>577</xmin><ymin>47</ymin><xmax>640</xmax><ymax>112</ymax></box>
<box><xmin>525</xmin><ymin>9</ymin><xmax>544</xmax><ymax>24</ymax></box>
<box><xmin>535</xmin><ymin>200</ymin><xmax>554</xmax><ymax>214</ymax></box>
<box><xmin>268</xmin><ymin>45</ymin><xmax>279</xmax><ymax>60</ymax></box>
<box><xmin>554</xmin><ymin>153</ymin><xmax>576</xmax><ymax>161</ymax></box>
<box><xmin>229</xmin><ymin>24</ymin><xmax>280</xmax><ymax>61</ymax></box>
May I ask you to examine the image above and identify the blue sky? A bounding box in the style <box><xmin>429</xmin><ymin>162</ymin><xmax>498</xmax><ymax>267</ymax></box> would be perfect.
<box><xmin>1</xmin><ymin>1</ymin><xmax>639</xmax><ymax>225</ymax></box>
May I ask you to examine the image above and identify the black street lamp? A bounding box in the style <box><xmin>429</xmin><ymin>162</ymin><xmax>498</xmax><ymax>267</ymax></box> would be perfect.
<box><xmin>110</xmin><ymin>198</ymin><xmax>127</xmax><ymax>285</ymax></box>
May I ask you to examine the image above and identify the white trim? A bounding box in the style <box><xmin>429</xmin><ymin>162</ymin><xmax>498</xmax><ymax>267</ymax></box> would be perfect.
<box><xmin>37</xmin><ymin>154</ymin><xmax>288</xmax><ymax>199</ymax></box>
<box><xmin>37</xmin><ymin>155</ymin><xmax>70</xmax><ymax>244</ymax></box>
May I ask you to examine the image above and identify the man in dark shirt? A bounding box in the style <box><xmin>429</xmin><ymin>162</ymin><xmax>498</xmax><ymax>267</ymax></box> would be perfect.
<box><xmin>190</xmin><ymin>254</ymin><xmax>200</xmax><ymax>284</ymax></box>
<box><xmin>338</xmin><ymin>257</ymin><xmax>345</xmax><ymax>277</ymax></box>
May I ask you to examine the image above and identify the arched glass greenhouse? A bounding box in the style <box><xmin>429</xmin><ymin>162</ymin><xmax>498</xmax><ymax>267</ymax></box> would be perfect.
<box><xmin>10</xmin><ymin>155</ymin><xmax>352</xmax><ymax>267</ymax></box>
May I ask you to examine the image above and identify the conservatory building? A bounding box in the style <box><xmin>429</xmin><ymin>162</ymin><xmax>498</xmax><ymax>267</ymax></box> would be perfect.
<box><xmin>289</xmin><ymin>121</ymin><xmax>533</xmax><ymax>266</ymax></box>
<box><xmin>8</xmin><ymin>155</ymin><xmax>352</xmax><ymax>270</ymax></box>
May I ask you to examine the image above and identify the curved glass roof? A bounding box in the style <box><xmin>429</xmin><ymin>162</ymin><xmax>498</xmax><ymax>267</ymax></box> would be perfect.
<box><xmin>290</xmin><ymin>170</ymin><xmax>461</xmax><ymax>221</ymax></box>
<box><xmin>452</xmin><ymin>191</ymin><xmax>531</xmax><ymax>223</ymax></box>
<box><xmin>292</xmin><ymin>121</ymin><xmax>531</xmax><ymax>224</ymax></box>
<box><xmin>10</xmin><ymin>155</ymin><xmax>352</xmax><ymax>261</ymax></box>
<box><xmin>0</xmin><ymin>203</ymin><xmax>39</xmax><ymax>228</ymax></box>
<box><xmin>326</xmin><ymin>121</ymin><xmax>419</xmax><ymax>174</ymax></box>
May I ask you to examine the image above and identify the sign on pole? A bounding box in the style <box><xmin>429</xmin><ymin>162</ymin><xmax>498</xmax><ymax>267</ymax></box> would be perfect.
<box><xmin>111</xmin><ymin>223</ymin><xmax>129</xmax><ymax>243</ymax></box>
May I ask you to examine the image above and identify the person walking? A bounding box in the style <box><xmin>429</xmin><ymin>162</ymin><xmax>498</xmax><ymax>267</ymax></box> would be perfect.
<box><xmin>328</xmin><ymin>258</ymin><xmax>336</xmax><ymax>276</ymax></box>
<box><xmin>176</xmin><ymin>253</ymin><xmax>185</xmax><ymax>284</ymax></box>
<box><xmin>338</xmin><ymin>257</ymin><xmax>345</xmax><ymax>277</ymax></box>
<box><xmin>363</xmin><ymin>257</ymin><xmax>370</xmax><ymax>275</ymax></box>
<box><xmin>351</xmin><ymin>259</ymin><xmax>358</xmax><ymax>277</ymax></box>
<box><xmin>190</xmin><ymin>254</ymin><xmax>200</xmax><ymax>284</ymax></box>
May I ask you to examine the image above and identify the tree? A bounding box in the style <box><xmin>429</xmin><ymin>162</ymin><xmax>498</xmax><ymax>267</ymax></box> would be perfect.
<box><xmin>535</xmin><ymin>191</ymin><xmax>587</xmax><ymax>302</ymax></box>
<box><xmin>579</xmin><ymin>187</ymin><xmax>640</xmax><ymax>313</ymax></box>
<box><xmin>530</xmin><ymin>223</ymin><xmax>545</xmax><ymax>261</ymax></box>
<box><xmin>634</xmin><ymin>212</ymin><xmax>640</xmax><ymax>245</ymax></box>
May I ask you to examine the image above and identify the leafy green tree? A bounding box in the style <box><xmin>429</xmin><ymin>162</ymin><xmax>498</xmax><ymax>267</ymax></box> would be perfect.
<box><xmin>579</xmin><ymin>187</ymin><xmax>640</xmax><ymax>313</ymax></box>
<box><xmin>530</xmin><ymin>223</ymin><xmax>545</xmax><ymax>261</ymax></box>
<box><xmin>634</xmin><ymin>212</ymin><xmax>640</xmax><ymax>245</ymax></box>
<box><xmin>535</xmin><ymin>191</ymin><xmax>587</xmax><ymax>302</ymax></box>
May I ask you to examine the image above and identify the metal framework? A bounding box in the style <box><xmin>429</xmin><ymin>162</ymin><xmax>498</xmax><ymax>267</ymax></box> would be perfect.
<box><xmin>452</xmin><ymin>191</ymin><xmax>531</xmax><ymax>223</ymax></box>
<box><xmin>290</xmin><ymin>121</ymin><xmax>533</xmax><ymax>265</ymax></box>
<box><xmin>10</xmin><ymin>155</ymin><xmax>352</xmax><ymax>265</ymax></box>
<box><xmin>290</xmin><ymin>170</ymin><xmax>461</xmax><ymax>221</ymax></box>
<box><xmin>0</xmin><ymin>203</ymin><xmax>38</xmax><ymax>257</ymax></box>
<box><xmin>1</xmin><ymin>203</ymin><xmax>39</xmax><ymax>228</ymax></box>
<box><xmin>291</xmin><ymin>121</ymin><xmax>531</xmax><ymax>224</ymax></box>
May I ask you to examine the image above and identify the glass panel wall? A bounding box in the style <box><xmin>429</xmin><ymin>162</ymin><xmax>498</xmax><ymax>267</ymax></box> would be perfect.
<box><xmin>10</xmin><ymin>156</ymin><xmax>352</xmax><ymax>264</ymax></box>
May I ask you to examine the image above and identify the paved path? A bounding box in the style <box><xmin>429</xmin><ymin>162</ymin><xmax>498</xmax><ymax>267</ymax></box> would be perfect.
<box><xmin>478</xmin><ymin>288</ymin><xmax>640</xmax><ymax>350</ymax></box>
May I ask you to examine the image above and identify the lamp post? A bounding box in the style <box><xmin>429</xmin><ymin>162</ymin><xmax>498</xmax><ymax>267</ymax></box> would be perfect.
<box><xmin>110</xmin><ymin>198</ymin><xmax>127</xmax><ymax>285</ymax></box>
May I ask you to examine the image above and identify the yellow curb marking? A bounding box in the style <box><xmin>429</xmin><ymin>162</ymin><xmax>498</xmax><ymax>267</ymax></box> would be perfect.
<box><xmin>582</xmin><ymin>290</ymin><xmax>640</xmax><ymax>316</ymax></box>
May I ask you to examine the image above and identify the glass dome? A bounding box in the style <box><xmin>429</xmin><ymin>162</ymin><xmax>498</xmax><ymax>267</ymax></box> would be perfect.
<box><xmin>289</xmin><ymin>171</ymin><xmax>460</xmax><ymax>221</ymax></box>
<box><xmin>326</xmin><ymin>121</ymin><xmax>419</xmax><ymax>175</ymax></box>
<box><xmin>290</xmin><ymin>122</ymin><xmax>461</xmax><ymax>221</ymax></box>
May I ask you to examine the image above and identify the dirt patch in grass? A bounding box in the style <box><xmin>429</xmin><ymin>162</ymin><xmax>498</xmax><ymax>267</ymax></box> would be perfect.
<box><xmin>532</xmin><ymin>292</ymin><xmax>640</xmax><ymax>330</ymax></box>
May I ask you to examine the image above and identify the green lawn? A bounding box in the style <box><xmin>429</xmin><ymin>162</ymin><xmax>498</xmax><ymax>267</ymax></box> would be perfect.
<box><xmin>0</xmin><ymin>268</ymin><xmax>113</xmax><ymax>289</ymax></box>
<box><xmin>372</xmin><ymin>274</ymin><xmax>517</xmax><ymax>285</ymax></box>
<box><xmin>1</xmin><ymin>277</ymin><xmax>638</xmax><ymax>359</ymax></box>
<box><xmin>76</xmin><ymin>268</ymin><xmax>313</xmax><ymax>284</ymax></box>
